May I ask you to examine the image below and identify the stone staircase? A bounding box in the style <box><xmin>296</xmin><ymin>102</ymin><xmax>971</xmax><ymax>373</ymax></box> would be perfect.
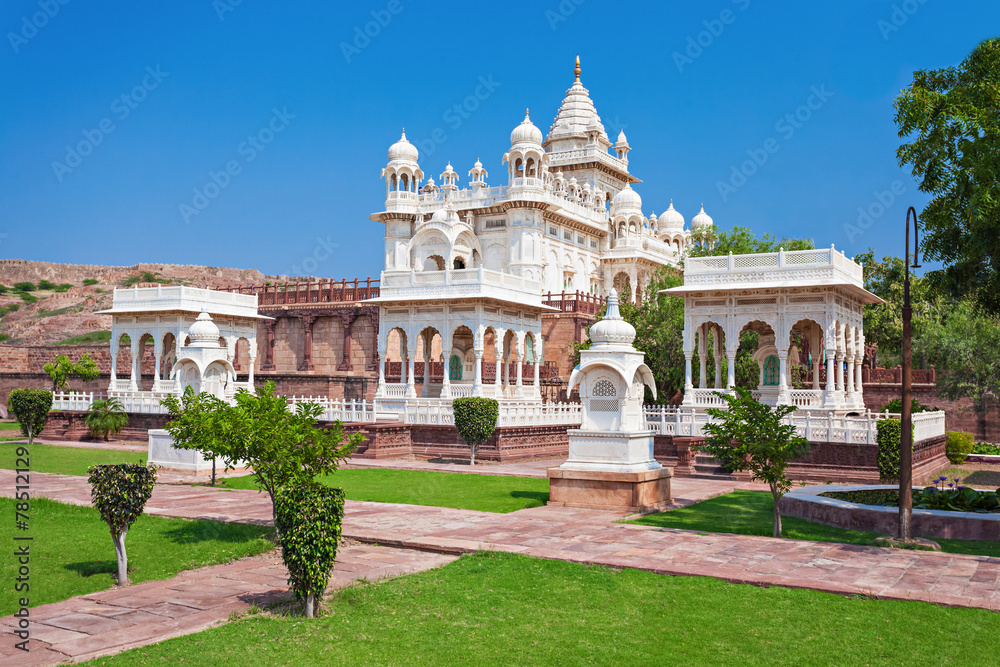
<box><xmin>691</xmin><ymin>453</ymin><xmax>745</xmax><ymax>480</ymax></box>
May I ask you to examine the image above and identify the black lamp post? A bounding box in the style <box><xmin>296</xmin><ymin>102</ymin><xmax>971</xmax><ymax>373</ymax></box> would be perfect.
<box><xmin>900</xmin><ymin>206</ymin><xmax>921</xmax><ymax>541</ymax></box>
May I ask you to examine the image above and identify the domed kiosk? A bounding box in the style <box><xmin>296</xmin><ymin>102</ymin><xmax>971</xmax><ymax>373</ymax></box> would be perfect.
<box><xmin>547</xmin><ymin>289</ymin><xmax>673</xmax><ymax>512</ymax></box>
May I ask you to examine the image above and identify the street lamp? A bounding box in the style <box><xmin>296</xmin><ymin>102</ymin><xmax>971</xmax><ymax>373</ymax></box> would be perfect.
<box><xmin>899</xmin><ymin>206</ymin><xmax>921</xmax><ymax>541</ymax></box>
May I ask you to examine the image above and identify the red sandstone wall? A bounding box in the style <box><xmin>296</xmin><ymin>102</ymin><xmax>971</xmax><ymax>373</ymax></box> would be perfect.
<box><xmin>863</xmin><ymin>383</ymin><xmax>999</xmax><ymax>441</ymax></box>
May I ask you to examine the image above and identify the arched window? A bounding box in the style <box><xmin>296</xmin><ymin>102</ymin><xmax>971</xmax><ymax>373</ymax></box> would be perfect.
<box><xmin>763</xmin><ymin>355</ymin><xmax>780</xmax><ymax>386</ymax></box>
<box><xmin>449</xmin><ymin>355</ymin><xmax>463</xmax><ymax>381</ymax></box>
<box><xmin>453</xmin><ymin>257</ymin><xmax>465</xmax><ymax>270</ymax></box>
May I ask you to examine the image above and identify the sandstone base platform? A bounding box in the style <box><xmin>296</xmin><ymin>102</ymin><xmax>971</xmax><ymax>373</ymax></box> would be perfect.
<box><xmin>546</xmin><ymin>467</ymin><xmax>673</xmax><ymax>513</ymax></box>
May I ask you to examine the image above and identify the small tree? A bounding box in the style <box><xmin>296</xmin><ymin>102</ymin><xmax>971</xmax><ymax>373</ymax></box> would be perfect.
<box><xmin>700</xmin><ymin>387</ymin><xmax>810</xmax><ymax>537</ymax></box>
<box><xmin>87</xmin><ymin>463</ymin><xmax>157</xmax><ymax>586</ymax></box>
<box><xmin>274</xmin><ymin>484</ymin><xmax>346</xmax><ymax>618</ymax></box>
<box><xmin>161</xmin><ymin>387</ymin><xmax>232</xmax><ymax>486</ymax></box>
<box><xmin>8</xmin><ymin>388</ymin><xmax>53</xmax><ymax>444</ymax></box>
<box><xmin>85</xmin><ymin>397</ymin><xmax>130</xmax><ymax>442</ymax></box>
<box><xmin>43</xmin><ymin>353</ymin><xmax>102</xmax><ymax>391</ymax></box>
<box><xmin>163</xmin><ymin>382</ymin><xmax>361</xmax><ymax>527</ymax></box>
<box><xmin>453</xmin><ymin>397</ymin><xmax>498</xmax><ymax>465</ymax></box>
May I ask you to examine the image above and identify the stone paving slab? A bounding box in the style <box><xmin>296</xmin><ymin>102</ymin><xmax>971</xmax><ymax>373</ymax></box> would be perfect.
<box><xmin>0</xmin><ymin>543</ymin><xmax>456</xmax><ymax>666</ymax></box>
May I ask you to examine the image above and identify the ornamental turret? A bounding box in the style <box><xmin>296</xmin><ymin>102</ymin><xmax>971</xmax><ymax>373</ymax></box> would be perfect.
<box><xmin>381</xmin><ymin>129</ymin><xmax>423</xmax><ymax>212</ymax></box>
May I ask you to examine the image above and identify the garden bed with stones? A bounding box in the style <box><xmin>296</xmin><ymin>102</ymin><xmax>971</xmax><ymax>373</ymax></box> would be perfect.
<box><xmin>779</xmin><ymin>484</ymin><xmax>1000</xmax><ymax>542</ymax></box>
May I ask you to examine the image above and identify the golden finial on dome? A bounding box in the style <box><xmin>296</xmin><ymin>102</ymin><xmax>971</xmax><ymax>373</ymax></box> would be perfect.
<box><xmin>574</xmin><ymin>55</ymin><xmax>581</xmax><ymax>82</ymax></box>
<box><xmin>525</xmin><ymin>108</ymin><xmax>530</xmax><ymax>120</ymax></box>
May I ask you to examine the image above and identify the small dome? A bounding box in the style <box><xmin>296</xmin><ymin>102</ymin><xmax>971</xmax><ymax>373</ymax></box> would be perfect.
<box><xmin>430</xmin><ymin>208</ymin><xmax>450</xmax><ymax>223</ymax></box>
<box><xmin>660</xmin><ymin>199</ymin><xmax>685</xmax><ymax>231</ymax></box>
<box><xmin>511</xmin><ymin>110</ymin><xmax>544</xmax><ymax>146</ymax></box>
<box><xmin>692</xmin><ymin>204</ymin><xmax>714</xmax><ymax>230</ymax></box>
<box><xmin>615</xmin><ymin>130</ymin><xmax>629</xmax><ymax>147</ymax></box>
<box><xmin>590</xmin><ymin>289</ymin><xmax>636</xmax><ymax>346</ymax></box>
<box><xmin>187</xmin><ymin>312</ymin><xmax>221</xmax><ymax>348</ymax></box>
<box><xmin>388</xmin><ymin>129</ymin><xmax>419</xmax><ymax>162</ymax></box>
<box><xmin>611</xmin><ymin>185</ymin><xmax>642</xmax><ymax>213</ymax></box>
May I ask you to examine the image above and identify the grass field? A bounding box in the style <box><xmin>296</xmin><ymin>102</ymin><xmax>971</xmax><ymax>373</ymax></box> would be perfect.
<box><xmin>211</xmin><ymin>468</ymin><xmax>549</xmax><ymax>513</ymax></box>
<box><xmin>1</xmin><ymin>442</ymin><xmax>147</xmax><ymax>476</ymax></box>
<box><xmin>83</xmin><ymin>550</ymin><xmax>1000</xmax><ymax>666</ymax></box>
<box><xmin>0</xmin><ymin>497</ymin><xmax>274</xmax><ymax>616</ymax></box>
<box><xmin>628</xmin><ymin>490</ymin><xmax>1000</xmax><ymax>558</ymax></box>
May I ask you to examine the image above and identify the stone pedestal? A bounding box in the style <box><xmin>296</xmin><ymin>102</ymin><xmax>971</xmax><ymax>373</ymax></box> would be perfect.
<box><xmin>547</xmin><ymin>466</ymin><xmax>673</xmax><ymax>513</ymax></box>
<box><xmin>147</xmin><ymin>429</ymin><xmax>248</xmax><ymax>475</ymax></box>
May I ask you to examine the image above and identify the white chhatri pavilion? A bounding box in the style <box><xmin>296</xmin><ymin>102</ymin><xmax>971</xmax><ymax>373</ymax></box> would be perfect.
<box><xmin>662</xmin><ymin>245</ymin><xmax>884</xmax><ymax>413</ymax></box>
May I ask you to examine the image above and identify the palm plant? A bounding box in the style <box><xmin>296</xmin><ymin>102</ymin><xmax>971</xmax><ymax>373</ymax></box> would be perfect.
<box><xmin>85</xmin><ymin>397</ymin><xmax>130</xmax><ymax>442</ymax></box>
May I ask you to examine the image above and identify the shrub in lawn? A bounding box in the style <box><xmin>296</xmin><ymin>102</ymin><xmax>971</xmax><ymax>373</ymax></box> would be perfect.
<box><xmin>700</xmin><ymin>387</ymin><xmax>810</xmax><ymax>538</ymax></box>
<box><xmin>946</xmin><ymin>431</ymin><xmax>975</xmax><ymax>464</ymax></box>
<box><xmin>274</xmin><ymin>484</ymin><xmax>346</xmax><ymax>618</ymax></box>
<box><xmin>876</xmin><ymin>419</ymin><xmax>913</xmax><ymax>482</ymax></box>
<box><xmin>8</xmin><ymin>388</ymin><xmax>52</xmax><ymax>444</ymax></box>
<box><xmin>85</xmin><ymin>397</ymin><xmax>130</xmax><ymax>441</ymax></box>
<box><xmin>87</xmin><ymin>463</ymin><xmax>157</xmax><ymax>586</ymax></box>
<box><xmin>453</xmin><ymin>397</ymin><xmax>498</xmax><ymax>466</ymax></box>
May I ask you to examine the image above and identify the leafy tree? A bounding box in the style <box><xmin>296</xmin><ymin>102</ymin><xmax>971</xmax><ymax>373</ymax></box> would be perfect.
<box><xmin>918</xmin><ymin>299</ymin><xmax>1000</xmax><ymax>438</ymax></box>
<box><xmin>13</xmin><ymin>282</ymin><xmax>35</xmax><ymax>292</ymax></box>
<box><xmin>162</xmin><ymin>382</ymin><xmax>361</xmax><ymax>527</ymax></box>
<box><xmin>274</xmin><ymin>484</ymin><xmax>346</xmax><ymax>618</ymax></box>
<box><xmin>700</xmin><ymin>387</ymin><xmax>810</xmax><ymax>537</ymax></box>
<box><xmin>37</xmin><ymin>280</ymin><xmax>56</xmax><ymax>290</ymax></box>
<box><xmin>687</xmin><ymin>225</ymin><xmax>814</xmax><ymax>258</ymax></box>
<box><xmin>87</xmin><ymin>463</ymin><xmax>157</xmax><ymax>586</ymax></box>
<box><xmin>452</xmin><ymin>397</ymin><xmax>499</xmax><ymax>465</ymax></box>
<box><xmin>83</xmin><ymin>278</ymin><xmax>99</xmax><ymax>286</ymax></box>
<box><xmin>8</xmin><ymin>388</ymin><xmax>52</xmax><ymax>444</ymax></box>
<box><xmin>895</xmin><ymin>37</ymin><xmax>1000</xmax><ymax>314</ymax></box>
<box><xmin>162</xmin><ymin>387</ymin><xmax>232</xmax><ymax>486</ymax></box>
<box><xmin>43</xmin><ymin>353</ymin><xmax>102</xmax><ymax>390</ymax></box>
<box><xmin>85</xmin><ymin>397</ymin><xmax>130</xmax><ymax>442</ymax></box>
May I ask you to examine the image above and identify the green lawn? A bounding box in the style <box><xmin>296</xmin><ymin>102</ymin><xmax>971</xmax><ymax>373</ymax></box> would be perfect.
<box><xmin>629</xmin><ymin>490</ymin><xmax>1000</xmax><ymax>558</ymax></box>
<box><xmin>0</xmin><ymin>421</ymin><xmax>22</xmax><ymax>430</ymax></box>
<box><xmin>84</xmin><ymin>550</ymin><xmax>1000</xmax><ymax>666</ymax></box>
<box><xmin>1</xmin><ymin>442</ymin><xmax>147</xmax><ymax>476</ymax></box>
<box><xmin>211</xmin><ymin>468</ymin><xmax>549</xmax><ymax>513</ymax></box>
<box><xmin>1</xmin><ymin>497</ymin><xmax>274</xmax><ymax>616</ymax></box>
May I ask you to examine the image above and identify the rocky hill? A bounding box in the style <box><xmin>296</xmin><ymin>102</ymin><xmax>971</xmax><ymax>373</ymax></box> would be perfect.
<box><xmin>0</xmin><ymin>260</ymin><xmax>280</xmax><ymax>346</ymax></box>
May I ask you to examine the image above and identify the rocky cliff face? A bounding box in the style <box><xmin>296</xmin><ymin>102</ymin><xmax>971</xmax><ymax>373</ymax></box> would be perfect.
<box><xmin>0</xmin><ymin>260</ymin><xmax>278</xmax><ymax>345</ymax></box>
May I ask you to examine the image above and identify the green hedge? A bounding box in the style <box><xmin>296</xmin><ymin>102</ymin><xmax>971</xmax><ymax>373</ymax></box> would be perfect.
<box><xmin>453</xmin><ymin>397</ymin><xmax>499</xmax><ymax>465</ymax></box>
<box><xmin>876</xmin><ymin>419</ymin><xmax>913</xmax><ymax>482</ymax></box>
<box><xmin>946</xmin><ymin>431</ymin><xmax>975</xmax><ymax>465</ymax></box>
<box><xmin>274</xmin><ymin>484</ymin><xmax>346</xmax><ymax>617</ymax></box>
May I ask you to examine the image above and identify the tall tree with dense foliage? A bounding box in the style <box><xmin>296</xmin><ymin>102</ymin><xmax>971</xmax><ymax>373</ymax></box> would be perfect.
<box><xmin>162</xmin><ymin>382</ymin><xmax>362</xmax><ymax>528</ymax></box>
<box><xmin>8</xmin><ymin>388</ymin><xmax>52</xmax><ymax>444</ymax></box>
<box><xmin>700</xmin><ymin>387</ymin><xmax>810</xmax><ymax>538</ymax></box>
<box><xmin>687</xmin><ymin>225</ymin><xmax>814</xmax><ymax>258</ymax></box>
<box><xmin>894</xmin><ymin>37</ymin><xmax>1000</xmax><ymax>313</ymax></box>
<box><xmin>87</xmin><ymin>463</ymin><xmax>157</xmax><ymax>586</ymax></box>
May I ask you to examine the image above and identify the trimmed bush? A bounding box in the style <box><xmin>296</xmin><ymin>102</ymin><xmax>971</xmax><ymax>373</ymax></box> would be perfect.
<box><xmin>876</xmin><ymin>419</ymin><xmax>913</xmax><ymax>482</ymax></box>
<box><xmin>946</xmin><ymin>431</ymin><xmax>975</xmax><ymax>464</ymax></box>
<box><xmin>274</xmin><ymin>484</ymin><xmax>346</xmax><ymax>618</ymax></box>
<box><xmin>8</xmin><ymin>388</ymin><xmax>53</xmax><ymax>444</ymax></box>
<box><xmin>87</xmin><ymin>463</ymin><xmax>157</xmax><ymax>586</ymax></box>
<box><xmin>453</xmin><ymin>397</ymin><xmax>499</xmax><ymax>466</ymax></box>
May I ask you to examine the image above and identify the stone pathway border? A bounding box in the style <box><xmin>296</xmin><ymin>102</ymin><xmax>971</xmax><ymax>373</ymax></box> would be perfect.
<box><xmin>0</xmin><ymin>543</ymin><xmax>456</xmax><ymax>666</ymax></box>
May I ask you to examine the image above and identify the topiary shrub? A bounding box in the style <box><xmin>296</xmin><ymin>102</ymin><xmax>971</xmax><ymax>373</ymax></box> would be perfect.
<box><xmin>453</xmin><ymin>397</ymin><xmax>499</xmax><ymax>466</ymax></box>
<box><xmin>274</xmin><ymin>484</ymin><xmax>346</xmax><ymax>618</ymax></box>
<box><xmin>876</xmin><ymin>419</ymin><xmax>913</xmax><ymax>482</ymax></box>
<box><xmin>945</xmin><ymin>431</ymin><xmax>975</xmax><ymax>464</ymax></box>
<box><xmin>8</xmin><ymin>388</ymin><xmax>53</xmax><ymax>444</ymax></box>
<box><xmin>87</xmin><ymin>463</ymin><xmax>157</xmax><ymax>586</ymax></box>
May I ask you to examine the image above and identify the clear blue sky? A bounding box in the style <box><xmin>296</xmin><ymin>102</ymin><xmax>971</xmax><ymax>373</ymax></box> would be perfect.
<box><xmin>2</xmin><ymin>1</ymin><xmax>996</xmax><ymax>279</ymax></box>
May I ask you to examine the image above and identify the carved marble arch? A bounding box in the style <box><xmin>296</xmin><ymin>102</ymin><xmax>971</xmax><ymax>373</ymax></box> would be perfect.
<box><xmin>482</xmin><ymin>325</ymin><xmax>500</xmax><ymax>362</ymax></box>
<box><xmin>788</xmin><ymin>318</ymin><xmax>824</xmax><ymax>366</ymax></box>
<box><xmin>385</xmin><ymin>327</ymin><xmax>407</xmax><ymax>362</ymax></box>
<box><xmin>417</xmin><ymin>326</ymin><xmax>442</xmax><ymax>362</ymax></box>
<box><xmin>694</xmin><ymin>319</ymin><xmax>728</xmax><ymax>352</ymax></box>
<box><xmin>452</xmin><ymin>229</ymin><xmax>483</xmax><ymax>267</ymax></box>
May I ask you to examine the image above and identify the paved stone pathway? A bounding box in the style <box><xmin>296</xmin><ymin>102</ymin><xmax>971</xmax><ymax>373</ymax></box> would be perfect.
<box><xmin>0</xmin><ymin>543</ymin><xmax>456</xmax><ymax>666</ymax></box>
<box><xmin>4</xmin><ymin>470</ymin><xmax>999</xmax><ymax>615</ymax></box>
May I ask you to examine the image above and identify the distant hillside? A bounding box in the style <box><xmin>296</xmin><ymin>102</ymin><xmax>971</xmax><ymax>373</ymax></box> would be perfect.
<box><xmin>0</xmin><ymin>260</ymin><xmax>282</xmax><ymax>346</ymax></box>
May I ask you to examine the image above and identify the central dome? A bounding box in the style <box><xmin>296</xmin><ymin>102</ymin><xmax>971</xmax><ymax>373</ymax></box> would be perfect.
<box><xmin>589</xmin><ymin>289</ymin><xmax>636</xmax><ymax>346</ymax></box>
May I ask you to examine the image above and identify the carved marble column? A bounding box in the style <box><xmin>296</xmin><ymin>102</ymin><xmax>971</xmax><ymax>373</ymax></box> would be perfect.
<box><xmin>298</xmin><ymin>314</ymin><xmax>316</xmax><ymax>372</ymax></box>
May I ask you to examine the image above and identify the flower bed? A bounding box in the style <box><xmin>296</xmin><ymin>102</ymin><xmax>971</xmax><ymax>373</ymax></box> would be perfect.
<box><xmin>779</xmin><ymin>484</ymin><xmax>1000</xmax><ymax>541</ymax></box>
<box><xmin>821</xmin><ymin>478</ymin><xmax>1000</xmax><ymax>514</ymax></box>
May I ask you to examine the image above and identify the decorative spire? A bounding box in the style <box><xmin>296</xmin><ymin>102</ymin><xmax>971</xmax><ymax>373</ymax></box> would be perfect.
<box><xmin>574</xmin><ymin>55</ymin><xmax>581</xmax><ymax>83</ymax></box>
<box><xmin>525</xmin><ymin>108</ymin><xmax>530</xmax><ymax>120</ymax></box>
<box><xmin>605</xmin><ymin>288</ymin><xmax>621</xmax><ymax>320</ymax></box>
